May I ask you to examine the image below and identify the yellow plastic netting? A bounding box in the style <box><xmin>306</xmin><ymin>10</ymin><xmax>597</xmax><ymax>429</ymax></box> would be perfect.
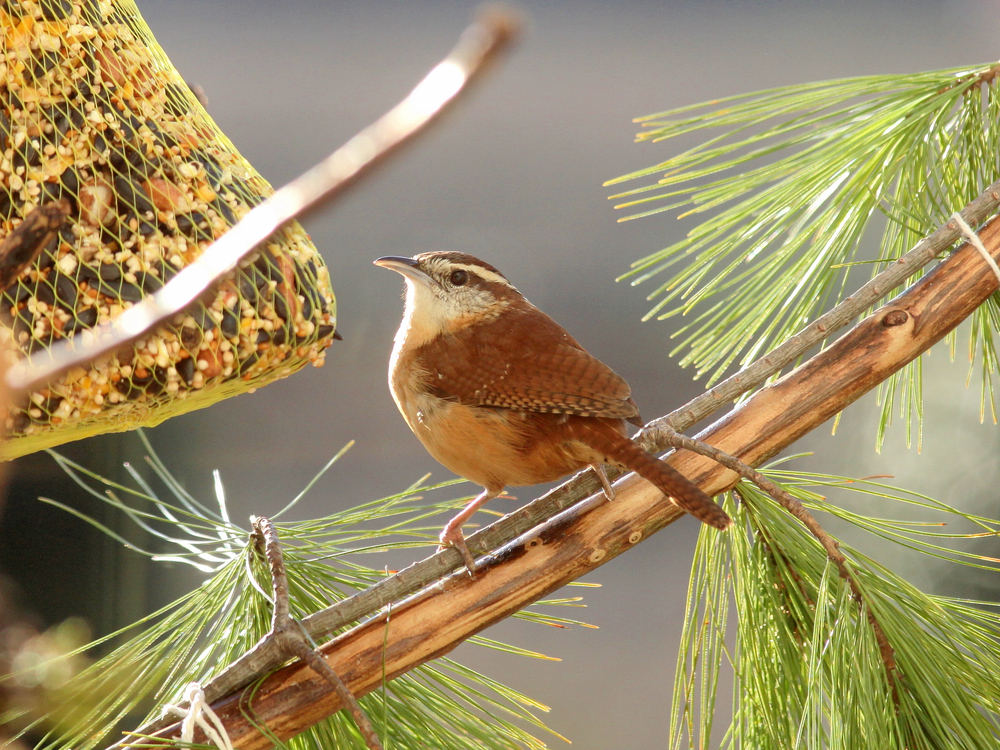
<box><xmin>0</xmin><ymin>0</ymin><xmax>337</xmax><ymax>459</ymax></box>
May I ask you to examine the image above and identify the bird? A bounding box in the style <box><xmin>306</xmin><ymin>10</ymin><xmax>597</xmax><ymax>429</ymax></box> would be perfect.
<box><xmin>375</xmin><ymin>251</ymin><xmax>731</xmax><ymax>573</ymax></box>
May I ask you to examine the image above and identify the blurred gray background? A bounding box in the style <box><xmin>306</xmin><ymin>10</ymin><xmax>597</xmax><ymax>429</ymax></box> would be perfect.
<box><xmin>4</xmin><ymin>1</ymin><xmax>1000</xmax><ymax>748</ymax></box>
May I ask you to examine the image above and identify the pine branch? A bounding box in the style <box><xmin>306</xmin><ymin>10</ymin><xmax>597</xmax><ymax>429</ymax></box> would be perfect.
<box><xmin>650</xmin><ymin>428</ymin><xmax>899</xmax><ymax>701</ymax></box>
<box><xmin>131</xmin><ymin>196</ymin><xmax>1000</xmax><ymax>747</ymax></box>
<box><xmin>249</xmin><ymin>517</ymin><xmax>383</xmax><ymax>750</ymax></box>
<box><xmin>605</xmin><ymin>63</ymin><xmax>1000</xmax><ymax>391</ymax></box>
<box><xmin>655</xmin><ymin>180</ymin><xmax>1000</xmax><ymax>435</ymax></box>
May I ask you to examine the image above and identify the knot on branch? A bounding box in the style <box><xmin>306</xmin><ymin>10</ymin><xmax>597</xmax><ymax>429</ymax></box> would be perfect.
<box><xmin>881</xmin><ymin>310</ymin><xmax>910</xmax><ymax>327</ymax></box>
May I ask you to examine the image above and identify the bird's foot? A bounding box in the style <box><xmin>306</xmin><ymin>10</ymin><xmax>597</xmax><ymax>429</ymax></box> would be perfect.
<box><xmin>437</xmin><ymin>487</ymin><xmax>501</xmax><ymax>576</ymax></box>
<box><xmin>593</xmin><ymin>464</ymin><xmax>615</xmax><ymax>501</ymax></box>
<box><xmin>439</xmin><ymin>525</ymin><xmax>478</xmax><ymax>576</ymax></box>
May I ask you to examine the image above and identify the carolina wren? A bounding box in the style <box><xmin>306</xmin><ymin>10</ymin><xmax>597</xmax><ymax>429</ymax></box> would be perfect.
<box><xmin>375</xmin><ymin>251</ymin><xmax>731</xmax><ymax>572</ymax></box>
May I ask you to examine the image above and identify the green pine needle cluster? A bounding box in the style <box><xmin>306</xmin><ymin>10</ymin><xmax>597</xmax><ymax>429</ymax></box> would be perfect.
<box><xmin>673</xmin><ymin>466</ymin><xmax>1000</xmax><ymax>750</ymax></box>
<box><xmin>607</xmin><ymin>62</ymin><xmax>1000</xmax><ymax>447</ymax></box>
<box><xmin>3</xmin><ymin>434</ymin><xmax>578</xmax><ymax>750</ymax></box>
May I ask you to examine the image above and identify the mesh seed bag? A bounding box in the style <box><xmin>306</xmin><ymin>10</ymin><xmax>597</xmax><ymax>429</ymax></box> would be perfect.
<box><xmin>0</xmin><ymin>0</ymin><xmax>337</xmax><ymax>459</ymax></box>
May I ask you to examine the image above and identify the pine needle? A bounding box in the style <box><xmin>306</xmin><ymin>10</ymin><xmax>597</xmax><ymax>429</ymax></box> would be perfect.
<box><xmin>672</xmin><ymin>462</ymin><xmax>1000</xmax><ymax>749</ymax></box>
<box><xmin>6</xmin><ymin>434</ymin><xmax>569</xmax><ymax>750</ymax></box>
<box><xmin>608</xmin><ymin>63</ymin><xmax>1000</xmax><ymax>444</ymax></box>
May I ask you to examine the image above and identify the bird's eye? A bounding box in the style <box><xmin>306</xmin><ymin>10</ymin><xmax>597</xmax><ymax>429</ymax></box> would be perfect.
<box><xmin>449</xmin><ymin>269</ymin><xmax>468</xmax><ymax>286</ymax></box>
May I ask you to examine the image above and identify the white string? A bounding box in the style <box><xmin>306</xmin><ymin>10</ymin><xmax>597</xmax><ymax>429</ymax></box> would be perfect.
<box><xmin>951</xmin><ymin>211</ymin><xmax>1000</xmax><ymax>285</ymax></box>
<box><xmin>162</xmin><ymin>682</ymin><xmax>235</xmax><ymax>750</ymax></box>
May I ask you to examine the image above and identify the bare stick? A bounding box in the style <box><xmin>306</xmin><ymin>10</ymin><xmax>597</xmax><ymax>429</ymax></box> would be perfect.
<box><xmin>653</xmin><ymin>181</ymin><xmax>1000</xmax><ymax>435</ymax></box>
<box><xmin>649</xmin><ymin>426</ymin><xmax>899</xmax><ymax>693</ymax></box>
<box><xmin>6</xmin><ymin>6</ymin><xmax>522</xmax><ymax>395</ymax></box>
<box><xmin>251</xmin><ymin>517</ymin><xmax>384</xmax><ymax>750</ymax></box>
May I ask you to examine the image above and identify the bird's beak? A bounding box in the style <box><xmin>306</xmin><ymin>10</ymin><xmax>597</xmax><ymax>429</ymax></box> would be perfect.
<box><xmin>373</xmin><ymin>256</ymin><xmax>435</xmax><ymax>287</ymax></box>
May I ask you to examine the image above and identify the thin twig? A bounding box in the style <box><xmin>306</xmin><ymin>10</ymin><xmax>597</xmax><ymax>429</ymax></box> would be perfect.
<box><xmin>253</xmin><ymin>517</ymin><xmax>289</xmax><ymax>627</ymax></box>
<box><xmin>651</xmin><ymin>181</ymin><xmax>1000</xmax><ymax>436</ymax></box>
<box><xmin>251</xmin><ymin>517</ymin><xmax>384</xmax><ymax>750</ymax></box>
<box><xmin>649</xmin><ymin>426</ymin><xmax>900</xmax><ymax>694</ymax></box>
<box><xmin>6</xmin><ymin>5</ymin><xmax>522</xmax><ymax>396</ymax></box>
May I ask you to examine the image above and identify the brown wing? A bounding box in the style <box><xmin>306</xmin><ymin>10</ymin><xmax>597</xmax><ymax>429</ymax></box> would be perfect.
<box><xmin>416</xmin><ymin>302</ymin><xmax>641</xmax><ymax>422</ymax></box>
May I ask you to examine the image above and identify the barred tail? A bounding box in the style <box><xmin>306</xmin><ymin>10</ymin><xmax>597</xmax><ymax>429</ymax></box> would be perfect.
<box><xmin>575</xmin><ymin>421</ymin><xmax>732</xmax><ymax>530</ymax></box>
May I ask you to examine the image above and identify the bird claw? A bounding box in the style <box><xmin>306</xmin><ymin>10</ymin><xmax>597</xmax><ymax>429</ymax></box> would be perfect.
<box><xmin>439</xmin><ymin>527</ymin><xmax>478</xmax><ymax>576</ymax></box>
<box><xmin>593</xmin><ymin>464</ymin><xmax>616</xmax><ymax>501</ymax></box>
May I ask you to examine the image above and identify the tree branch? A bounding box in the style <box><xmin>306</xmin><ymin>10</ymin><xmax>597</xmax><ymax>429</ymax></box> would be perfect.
<box><xmin>137</xmin><ymin>201</ymin><xmax>1000</xmax><ymax>748</ymax></box>
<box><xmin>119</xmin><ymin>189</ymin><xmax>1000</xmax><ymax>747</ymax></box>
<box><xmin>651</xmin><ymin>428</ymin><xmax>899</xmax><ymax>699</ymax></box>
<box><xmin>250</xmin><ymin>517</ymin><xmax>383</xmax><ymax>750</ymax></box>
<box><xmin>653</xmin><ymin>182</ymin><xmax>1000</xmax><ymax>436</ymax></box>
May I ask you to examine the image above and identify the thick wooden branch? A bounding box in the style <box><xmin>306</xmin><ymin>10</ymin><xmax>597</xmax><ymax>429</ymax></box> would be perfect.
<box><xmin>149</xmin><ymin>213</ymin><xmax>1000</xmax><ymax>748</ymax></box>
<box><xmin>177</xmin><ymin>192</ymin><xmax>1000</xmax><ymax>714</ymax></box>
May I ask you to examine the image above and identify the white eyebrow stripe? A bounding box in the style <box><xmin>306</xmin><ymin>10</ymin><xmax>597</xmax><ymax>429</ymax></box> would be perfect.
<box><xmin>449</xmin><ymin>263</ymin><xmax>512</xmax><ymax>287</ymax></box>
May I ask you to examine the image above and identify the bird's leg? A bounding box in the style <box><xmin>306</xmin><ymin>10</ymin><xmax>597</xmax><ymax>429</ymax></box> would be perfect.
<box><xmin>592</xmin><ymin>463</ymin><xmax>615</xmax><ymax>501</ymax></box>
<box><xmin>439</xmin><ymin>487</ymin><xmax>500</xmax><ymax>575</ymax></box>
